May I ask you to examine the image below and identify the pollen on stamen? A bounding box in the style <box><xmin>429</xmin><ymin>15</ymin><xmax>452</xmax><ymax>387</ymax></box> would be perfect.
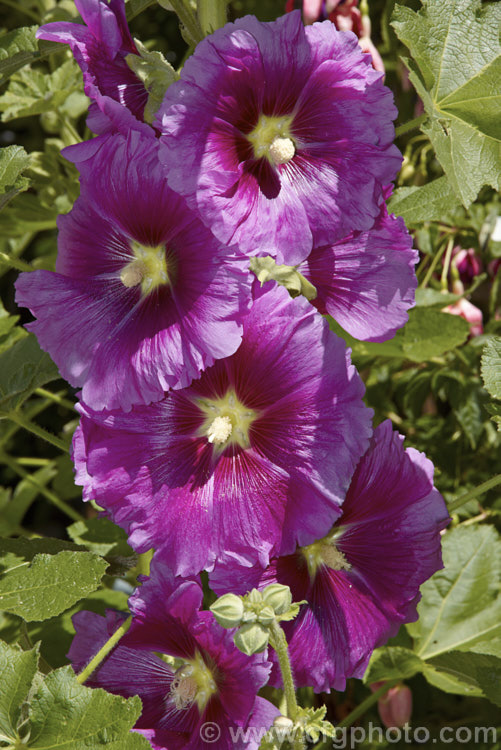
<box><xmin>207</xmin><ymin>415</ymin><xmax>233</xmax><ymax>445</ymax></box>
<box><xmin>170</xmin><ymin>670</ymin><xmax>198</xmax><ymax>710</ymax></box>
<box><xmin>269</xmin><ymin>136</ymin><xmax>295</xmax><ymax>165</ymax></box>
<box><xmin>120</xmin><ymin>261</ymin><xmax>145</xmax><ymax>288</ymax></box>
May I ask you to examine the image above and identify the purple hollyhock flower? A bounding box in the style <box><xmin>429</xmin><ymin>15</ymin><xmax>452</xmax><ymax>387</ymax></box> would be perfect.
<box><xmin>73</xmin><ymin>285</ymin><xmax>373</xmax><ymax>575</ymax></box>
<box><xmin>15</xmin><ymin>131</ymin><xmax>251</xmax><ymax>412</ymax></box>
<box><xmin>298</xmin><ymin>196</ymin><xmax>418</xmax><ymax>341</ymax></box>
<box><xmin>210</xmin><ymin>420</ymin><xmax>450</xmax><ymax>693</ymax></box>
<box><xmin>68</xmin><ymin>561</ymin><xmax>279</xmax><ymax>749</ymax></box>
<box><xmin>157</xmin><ymin>11</ymin><xmax>401</xmax><ymax>265</ymax></box>
<box><xmin>37</xmin><ymin>0</ymin><xmax>150</xmax><ymax>135</ymax></box>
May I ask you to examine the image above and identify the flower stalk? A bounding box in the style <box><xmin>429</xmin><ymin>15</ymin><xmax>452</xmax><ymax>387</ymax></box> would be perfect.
<box><xmin>76</xmin><ymin>615</ymin><xmax>133</xmax><ymax>684</ymax></box>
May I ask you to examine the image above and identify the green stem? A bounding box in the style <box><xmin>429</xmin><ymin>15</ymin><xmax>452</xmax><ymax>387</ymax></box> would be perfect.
<box><xmin>394</xmin><ymin>114</ymin><xmax>426</xmax><ymax>139</ymax></box>
<box><xmin>420</xmin><ymin>238</ymin><xmax>450</xmax><ymax>289</ymax></box>
<box><xmin>440</xmin><ymin>237</ymin><xmax>454</xmax><ymax>291</ymax></box>
<box><xmin>77</xmin><ymin>615</ymin><xmax>133</xmax><ymax>684</ymax></box>
<box><xmin>447</xmin><ymin>474</ymin><xmax>501</xmax><ymax>514</ymax></box>
<box><xmin>16</xmin><ymin>457</ymin><xmax>53</xmax><ymax>466</ymax></box>
<box><xmin>35</xmin><ymin>388</ymin><xmax>75</xmax><ymax>412</ymax></box>
<box><xmin>337</xmin><ymin>679</ymin><xmax>400</xmax><ymax>729</ymax></box>
<box><xmin>0</xmin><ymin>451</ymin><xmax>84</xmax><ymax>522</ymax></box>
<box><xmin>60</xmin><ymin>117</ymin><xmax>82</xmax><ymax>145</ymax></box>
<box><xmin>269</xmin><ymin>621</ymin><xmax>298</xmax><ymax>722</ymax></box>
<box><xmin>7</xmin><ymin>411</ymin><xmax>69</xmax><ymax>453</ymax></box>
<box><xmin>0</xmin><ymin>0</ymin><xmax>40</xmax><ymax>21</ymax></box>
<box><xmin>126</xmin><ymin>0</ymin><xmax>156</xmax><ymax>20</ymax></box>
<box><xmin>0</xmin><ymin>252</ymin><xmax>33</xmax><ymax>273</ymax></box>
<box><xmin>197</xmin><ymin>0</ymin><xmax>228</xmax><ymax>34</ymax></box>
<box><xmin>159</xmin><ymin>0</ymin><xmax>204</xmax><ymax>45</ymax></box>
<box><xmin>269</xmin><ymin>621</ymin><xmax>304</xmax><ymax>749</ymax></box>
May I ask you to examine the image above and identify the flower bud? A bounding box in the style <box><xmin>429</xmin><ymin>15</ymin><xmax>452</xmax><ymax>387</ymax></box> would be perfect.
<box><xmin>234</xmin><ymin>623</ymin><xmax>269</xmax><ymax>655</ymax></box>
<box><xmin>262</xmin><ymin>583</ymin><xmax>292</xmax><ymax>615</ymax></box>
<box><xmin>273</xmin><ymin>715</ymin><xmax>294</xmax><ymax>742</ymax></box>
<box><xmin>247</xmin><ymin>588</ymin><xmax>263</xmax><ymax>604</ymax></box>
<box><xmin>375</xmin><ymin>683</ymin><xmax>412</xmax><ymax>729</ymax></box>
<box><xmin>210</xmin><ymin>593</ymin><xmax>244</xmax><ymax>628</ymax></box>
<box><xmin>257</xmin><ymin>605</ymin><xmax>275</xmax><ymax>626</ymax></box>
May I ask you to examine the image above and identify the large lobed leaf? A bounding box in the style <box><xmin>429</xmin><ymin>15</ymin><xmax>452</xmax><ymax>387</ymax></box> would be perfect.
<box><xmin>0</xmin><ymin>538</ymin><xmax>108</xmax><ymax>622</ymax></box>
<box><xmin>0</xmin><ymin>643</ymin><xmax>150</xmax><ymax>749</ymax></box>
<box><xmin>393</xmin><ymin>0</ymin><xmax>501</xmax><ymax>207</ymax></box>
<box><xmin>365</xmin><ymin>526</ymin><xmax>501</xmax><ymax>706</ymax></box>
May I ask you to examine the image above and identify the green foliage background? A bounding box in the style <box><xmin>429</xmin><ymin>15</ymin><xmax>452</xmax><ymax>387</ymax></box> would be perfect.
<box><xmin>1</xmin><ymin>0</ymin><xmax>501</xmax><ymax>747</ymax></box>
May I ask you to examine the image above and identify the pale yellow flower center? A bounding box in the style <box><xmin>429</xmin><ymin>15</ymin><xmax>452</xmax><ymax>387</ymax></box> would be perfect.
<box><xmin>120</xmin><ymin>240</ymin><xmax>171</xmax><ymax>295</ymax></box>
<box><xmin>169</xmin><ymin>652</ymin><xmax>217</xmax><ymax>713</ymax></box>
<box><xmin>302</xmin><ymin>533</ymin><xmax>351</xmax><ymax>580</ymax></box>
<box><xmin>247</xmin><ymin>114</ymin><xmax>296</xmax><ymax>165</ymax></box>
<box><xmin>197</xmin><ymin>389</ymin><xmax>257</xmax><ymax>450</ymax></box>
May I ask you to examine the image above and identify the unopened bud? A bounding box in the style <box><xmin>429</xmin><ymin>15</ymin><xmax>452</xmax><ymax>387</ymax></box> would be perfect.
<box><xmin>262</xmin><ymin>583</ymin><xmax>292</xmax><ymax>615</ymax></box>
<box><xmin>376</xmin><ymin>683</ymin><xmax>412</xmax><ymax>729</ymax></box>
<box><xmin>257</xmin><ymin>605</ymin><xmax>275</xmax><ymax>626</ymax></box>
<box><xmin>234</xmin><ymin>622</ymin><xmax>269</xmax><ymax>655</ymax></box>
<box><xmin>210</xmin><ymin>593</ymin><xmax>244</xmax><ymax>628</ymax></box>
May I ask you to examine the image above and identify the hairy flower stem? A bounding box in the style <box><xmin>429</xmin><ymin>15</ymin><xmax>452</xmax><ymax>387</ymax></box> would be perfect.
<box><xmin>76</xmin><ymin>615</ymin><xmax>133</xmax><ymax>684</ymax></box>
<box><xmin>448</xmin><ymin>473</ymin><xmax>501</xmax><ymax>514</ymax></box>
<box><xmin>269</xmin><ymin>621</ymin><xmax>305</xmax><ymax>749</ymax></box>
<box><xmin>7</xmin><ymin>410</ymin><xmax>69</xmax><ymax>453</ymax></box>
<box><xmin>394</xmin><ymin>114</ymin><xmax>426</xmax><ymax>139</ymax></box>
<box><xmin>197</xmin><ymin>0</ymin><xmax>228</xmax><ymax>34</ymax></box>
<box><xmin>160</xmin><ymin>0</ymin><xmax>204</xmax><ymax>45</ymax></box>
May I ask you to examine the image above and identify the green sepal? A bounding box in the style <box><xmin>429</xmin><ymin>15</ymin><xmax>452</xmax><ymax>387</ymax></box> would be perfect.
<box><xmin>126</xmin><ymin>40</ymin><xmax>178</xmax><ymax>124</ymax></box>
<box><xmin>250</xmin><ymin>256</ymin><xmax>317</xmax><ymax>301</ymax></box>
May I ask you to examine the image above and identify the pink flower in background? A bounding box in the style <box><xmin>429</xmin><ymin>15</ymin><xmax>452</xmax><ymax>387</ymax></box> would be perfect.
<box><xmin>370</xmin><ymin>683</ymin><xmax>413</xmax><ymax>729</ymax></box>
<box><xmin>452</xmin><ymin>247</ymin><xmax>483</xmax><ymax>286</ymax></box>
<box><xmin>443</xmin><ymin>297</ymin><xmax>483</xmax><ymax>338</ymax></box>
<box><xmin>285</xmin><ymin>0</ymin><xmax>385</xmax><ymax>72</ymax></box>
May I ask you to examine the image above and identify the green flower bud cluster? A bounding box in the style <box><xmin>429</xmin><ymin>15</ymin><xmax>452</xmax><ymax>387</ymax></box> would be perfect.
<box><xmin>209</xmin><ymin>584</ymin><xmax>302</xmax><ymax>656</ymax></box>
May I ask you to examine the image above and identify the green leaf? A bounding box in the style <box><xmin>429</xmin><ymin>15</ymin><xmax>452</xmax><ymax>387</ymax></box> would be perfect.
<box><xmin>67</xmin><ymin>517</ymin><xmax>135</xmax><ymax>560</ymax></box>
<box><xmin>481</xmin><ymin>336</ymin><xmax>501</xmax><ymax>399</ymax></box>
<box><xmin>27</xmin><ymin>666</ymin><xmax>150</xmax><ymax>749</ymax></box>
<box><xmin>250</xmin><ymin>256</ymin><xmax>317</xmax><ymax>301</ymax></box>
<box><xmin>0</xmin><ymin>333</ymin><xmax>59</xmax><ymax>413</ymax></box>
<box><xmin>402</xmin><ymin>307</ymin><xmax>470</xmax><ymax>361</ymax></box>
<box><xmin>126</xmin><ymin>40</ymin><xmax>178</xmax><ymax>123</ymax></box>
<box><xmin>414</xmin><ymin>288</ymin><xmax>460</xmax><ymax>307</ymax></box>
<box><xmin>0</xmin><ymin>641</ymin><xmax>39</xmax><ymax>742</ymax></box>
<box><xmin>0</xmin><ymin>299</ymin><xmax>26</xmax><ymax>354</ymax></box>
<box><xmin>296</xmin><ymin>706</ymin><xmax>336</xmax><ymax>743</ymax></box>
<box><xmin>0</xmin><ymin>145</ymin><xmax>30</xmax><ymax>211</ymax></box>
<box><xmin>424</xmin><ymin>651</ymin><xmax>501</xmax><ymax>704</ymax></box>
<box><xmin>28</xmin><ymin>588</ymin><xmax>129</xmax><ymax>670</ymax></box>
<box><xmin>0</xmin><ymin>60</ymin><xmax>83</xmax><ymax>122</ymax></box>
<box><xmin>392</xmin><ymin>0</ymin><xmax>501</xmax><ymax>207</ymax></box>
<box><xmin>0</xmin><ymin>540</ymin><xmax>108</xmax><ymax>621</ymax></box>
<box><xmin>363</xmin><ymin>646</ymin><xmax>424</xmax><ymax>683</ymax></box>
<box><xmin>0</xmin><ymin>26</ymin><xmax>38</xmax><ymax>85</ymax></box>
<box><xmin>387</xmin><ymin>177</ymin><xmax>460</xmax><ymax>227</ymax></box>
<box><xmin>407</xmin><ymin>525</ymin><xmax>501</xmax><ymax>661</ymax></box>
<box><xmin>0</xmin><ymin>465</ymin><xmax>57</xmax><ymax>536</ymax></box>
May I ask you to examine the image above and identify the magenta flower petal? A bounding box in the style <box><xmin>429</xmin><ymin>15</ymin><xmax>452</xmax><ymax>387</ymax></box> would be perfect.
<box><xmin>68</xmin><ymin>562</ymin><xmax>278</xmax><ymax>750</ymax></box>
<box><xmin>37</xmin><ymin>0</ymin><xmax>150</xmax><ymax>135</ymax></box>
<box><xmin>15</xmin><ymin>132</ymin><xmax>252</xmax><ymax>412</ymax></box>
<box><xmin>211</xmin><ymin>420</ymin><xmax>450</xmax><ymax>693</ymax></box>
<box><xmin>158</xmin><ymin>12</ymin><xmax>401</xmax><ymax>264</ymax></box>
<box><xmin>73</xmin><ymin>285</ymin><xmax>372</xmax><ymax>575</ymax></box>
<box><xmin>299</xmin><ymin>200</ymin><xmax>418</xmax><ymax>341</ymax></box>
